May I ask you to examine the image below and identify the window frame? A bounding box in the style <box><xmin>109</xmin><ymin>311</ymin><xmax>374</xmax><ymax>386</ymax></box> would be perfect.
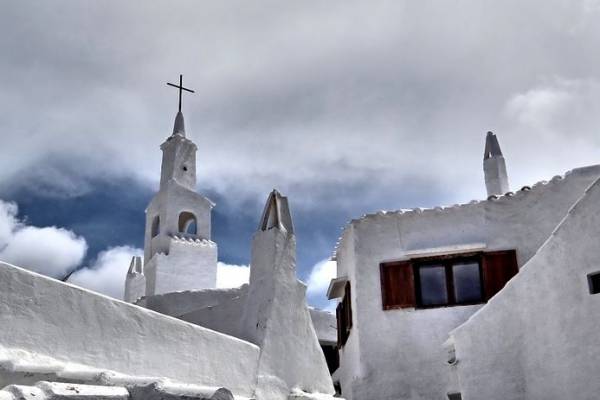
<box><xmin>336</xmin><ymin>281</ymin><xmax>352</xmax><ymax>348</ymax></box>
<box><xmin>413</xmin><ymin>252</ymin><xmax>485</xmax><ymax>309</ymax></box>
<box><xmin>588</xmin><ymin>271</ymin><xmax>600</xmax><ymax>295</ymax></box>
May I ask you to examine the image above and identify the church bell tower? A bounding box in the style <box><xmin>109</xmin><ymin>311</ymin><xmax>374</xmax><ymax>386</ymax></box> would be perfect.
<box><xmin>124</xmin><ymin>76</ymin><xmax>218</xmax><ymax>301</ymax></box>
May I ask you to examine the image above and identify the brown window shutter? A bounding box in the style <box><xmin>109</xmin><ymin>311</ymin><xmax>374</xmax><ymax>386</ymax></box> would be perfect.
<box><xmin>380</xmin><ymin>261</ymin><xmax>415</xmax><ymax>309</ymax></box>
<box><xmin>482</xmin><ymin>250</ymin><xmax>518</xmax><ymax>300</ymax></box>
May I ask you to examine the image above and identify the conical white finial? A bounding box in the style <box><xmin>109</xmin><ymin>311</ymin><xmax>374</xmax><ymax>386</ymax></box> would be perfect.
<box><xmin>483</xmin><ymin>131</ymin><xmax>510</xmax><ymax>197</ymax></box>
<box><xmin>173</xmin><ymin>111</ymin><xmax>186</xmax><ymax>136</ymax></box>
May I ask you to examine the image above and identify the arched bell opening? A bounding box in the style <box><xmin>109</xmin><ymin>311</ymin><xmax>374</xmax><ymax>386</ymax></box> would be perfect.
<box><xmin>151</xmin><ymin>215</ymin><xmax>160</xmax><ymax>238</ymax></box>
<box><xmin>178</xmin><ymin>211</ymin><xmax>197</xmax><ymax>235</ymax></box>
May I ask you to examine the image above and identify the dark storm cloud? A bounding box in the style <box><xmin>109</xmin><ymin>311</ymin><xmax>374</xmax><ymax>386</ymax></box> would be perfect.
<box><xmin>2</xmin><ymin>0</ymin><xmax>600</xmax><ymax>303</ymax></box>
<box><xmin>2</xmin><ymin>0</ymin><xmax>600</xmax><ymax>208</ymax></box>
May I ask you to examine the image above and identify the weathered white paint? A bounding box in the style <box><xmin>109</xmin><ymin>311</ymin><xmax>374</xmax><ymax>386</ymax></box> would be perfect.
<box><xmin>0</xmin><ymin>381</ymin><xmax>237</xmax><ymax>400</ymax></box>
<box><xmin>0</xmin><ymin>261</ymin><xmax>259</xmax><ymax>398</ymax></box>
<box><xmin>450</xmin><ymin>176</ymin><xmax>600</xmax><ymax>400</ymax></box>
<box><xmin>332</xmin><ymin>165</ymin><xmax>600</xmax><ymax>400</ymax></box>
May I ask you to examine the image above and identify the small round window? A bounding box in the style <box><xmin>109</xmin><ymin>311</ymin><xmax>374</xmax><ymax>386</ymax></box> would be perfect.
<box><xmin>182</xmin><ymin>165</ymin><xmax>188</xmax><ymax>172</ymax></box>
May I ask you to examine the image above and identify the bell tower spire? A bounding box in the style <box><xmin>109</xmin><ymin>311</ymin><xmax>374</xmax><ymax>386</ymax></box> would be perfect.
<box><xmin>160</xmin><ymin>75</ymin><xmax>197</xmax><ymax>191</ymax></box>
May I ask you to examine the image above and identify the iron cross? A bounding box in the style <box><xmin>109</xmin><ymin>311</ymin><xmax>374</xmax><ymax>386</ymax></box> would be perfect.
<box><xmin>167</xmin><ymin>74</ymin><xmax>195</xmax><ymax>112</ymax></box>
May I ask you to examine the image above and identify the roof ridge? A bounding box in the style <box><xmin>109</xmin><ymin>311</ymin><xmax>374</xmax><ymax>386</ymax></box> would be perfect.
<box><xmin>331</xmin><ymin>165</ymin><xmax>600</xmax><ymax>260</ymax></box>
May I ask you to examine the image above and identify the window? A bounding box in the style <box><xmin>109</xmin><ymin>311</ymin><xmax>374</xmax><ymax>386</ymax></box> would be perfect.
<box><xmin>336</xmin><ymin>282</ymin><xmax>352</xmax><ymax>347</ymax></box>
<box><xmin>414</xmin><ymin>257</ymin><xmax>483</xmax><ymax>308</ymax></box>
<box><xmin>588</xmin><ymin>272</ymin><xmax>600</xmax><ymax>294</ymax></box>
<box><xmin>453</xmin><ymin>262</ymin><xmax>482</xmax><ymax>303</ymax></box>
<box><xmin>417</xmin><ymin>264</ymin><xmax>448</xmax><ymax>306</ymax></box>
<box><xmin>178</xmin><ymin>212</ymin><xmax>197</xmax><ymax>235</ymax></box>
<box><xmin>151</xmin><ymin>215</ymin><xmax>160</xmax><ymax>238</ymax></box>
<box><xmin>380</xmin><ymin>250</ymin><xmax>518</xmax><ymax>310</ymax></box>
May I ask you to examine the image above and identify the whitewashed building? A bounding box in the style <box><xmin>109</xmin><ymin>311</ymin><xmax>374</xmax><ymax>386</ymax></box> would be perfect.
<box><xmin>327</xmin><ymin>131</ymin><xmax>600</xmax><ymax>399</ymax></box>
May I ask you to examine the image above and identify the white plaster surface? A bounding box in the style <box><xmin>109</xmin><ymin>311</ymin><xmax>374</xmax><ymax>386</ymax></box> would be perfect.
<box><xmin>308</xmin><ymin>308</ymin><xmax>337</xmax><ymax>345</ymax></box>
<box><xmin>159</xmin><ymin>129</ymin><xmax>197</xmax><ymax>192</ymax></box>
<box><xmin>242</xmin><ymin>228</ymin><xmax>333</xmax><ymax>400</ymax></box>
<box><xmin>450</xmin><ymin>176</ymin><xmax>600</xmax><ymax>400</ymax></box>
<box><xmin>124</xmin><ymin>256</ymin><xmax>145</xmax><ymax>303</ymax></box>
<box><xmin>144</xmin><ymin>237</ymin><xmax>217</xmax><ymax>296</ymax></box>
<box><xmin>332</xmin><ymin>165</ymin><xmax>600</xmax><ymax>400</ymax></box>
<box><xmin>0</xmin><ymin>381</ymin><xmax>240</xmax><ymax>400</ymax></box>
<box><xmin>484</xmin><ymin>155</ymin><xmax>509</xmax><ymax>196</ymax></box>
<box><xmin>141</xmin><ymin>289</ymin><xmax>336</xmax><ymax>347</ymax></box>
<box><xmin>139</xmin><ymin>286</ymin><xmax>248</xmax><ymax>318</ymax></box>
<box><xmin>0</xmin><ymin>262</ymin><xmax>259</xmax><ymax>398</ymax></box>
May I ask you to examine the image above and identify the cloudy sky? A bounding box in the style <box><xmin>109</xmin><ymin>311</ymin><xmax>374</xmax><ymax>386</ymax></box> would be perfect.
<box><xmin>1</xmin><ymin>0</ymin><xmax>599</xmax><ymax>309</ymax></box>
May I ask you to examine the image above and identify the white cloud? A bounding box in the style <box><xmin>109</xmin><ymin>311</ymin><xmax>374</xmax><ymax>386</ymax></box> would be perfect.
<box><xmin>506</xmin><ymin>83</ymin><xmax>574</xmax><ymax>132</ymax></box>
<box><xmin>0</xmin><ymin>199</ymin><xmax>87</xmax><ymax>278</ymax></box>
<box><xmin>307</xmin><ymin>259</ymin><xmax>337</xmax><ymax>296</ymax></box>
<box><xmin>306</xmin><ymin>258</ymin><xmax>337</xmax><ymax>312</ymax></box>
<box><xmin>0</xmin><ymin>200</ymin><xmax>18</xmax><ymax>246</ymax></box>
<box><xmin>69</xmin><ymin>246</ymin><xmax>143</xmax><ymax>299</ymax></box>
<box><xmin>217</xmin><ymin>261</ymin><xmax>250</xmax><ymax>288</ymax></box>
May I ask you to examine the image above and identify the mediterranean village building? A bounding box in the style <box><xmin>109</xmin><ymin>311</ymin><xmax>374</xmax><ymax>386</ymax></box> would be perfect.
<box><xmin>1</xmin><ymin>97</ymin><xmax>600</xmax><ymax>400</ymax></box>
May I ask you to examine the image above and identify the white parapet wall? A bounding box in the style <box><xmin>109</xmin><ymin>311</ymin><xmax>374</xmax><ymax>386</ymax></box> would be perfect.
<box><xmin>0</xmin><ymin>262</ymin><xmax>259</xmax><ymax>398</ymax></box>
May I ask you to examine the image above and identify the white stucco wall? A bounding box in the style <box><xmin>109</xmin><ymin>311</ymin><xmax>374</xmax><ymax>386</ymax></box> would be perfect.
<box><xmin>0</xmin><ymin>262</ymin><xmax>259</xmax><ymax>398</ymax></box>
<box><xmin>242</xmin><ymin>228</ymin><xmax>334</xmax><ymax>400</ymax></box>
<box><xmin>124</xmin><ymin>271</ymin><xmax>145</xmax><ymax>303</ymax></box>
<box><xmin>140</xmin><ymin>286</ymin><xmax>248</xmax><ymax>317</ymax></box>
<box><xmin>308</xmin><ymin>308</ymin><xmax>337</xmax><ymax>345</ymax></box>
<box><xmin>124</xmin><ymin>256</ymin><xmax>145</xmax><ymax>302</ymax></box>
<box><xmin>450</xmin><ymin>177</ymin><xmax>600</xmax><ymax>400</ymax></box>
<box><xmin>159</xmin><ymin>132</ymin><xmax>197</xmax><ymax>192</ymax></box>
<box><xmin>484</xmin><ymin>155</ymin><xmax>509</xmax><ymax>196</ymax></box>
<box><xmin>333</xmin><ymin>165</ymin><xmax>600</xmax><ymax>400</ymax></box>
<box><xmin>144</xmin><ymin>237</ymin><xmax>217</xmax><ymax>296</ymax></box>
<box><xmin>144</xmin><ymin>182</ymin><xmax>214</xmax><ymax>260</ymax></box>
<box><xmin>332</xmin><ymin>225</ymin><xmax>361</xmax><ymax>400</ymax></box>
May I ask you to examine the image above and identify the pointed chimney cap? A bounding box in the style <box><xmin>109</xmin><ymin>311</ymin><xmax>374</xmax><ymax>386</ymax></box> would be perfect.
<box><xmin>172</xmin><ymin>111</ymin><xmax>186</xmax><ymax>136</ymax></box>
<box><xmin>484</xmin><ymin>131</ymin><xmax>503</xmax><ymax>159</ymax></box>
<box><xmin>259</xmin><ymin>189</ymin><xmax>294</xmax><ymax>234</ymax></box>
<box><xmin>127</xmin><ymin>256</ymin><xmax>143</xmax><ymax>275</ymax></box>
